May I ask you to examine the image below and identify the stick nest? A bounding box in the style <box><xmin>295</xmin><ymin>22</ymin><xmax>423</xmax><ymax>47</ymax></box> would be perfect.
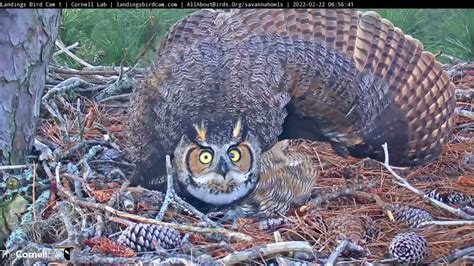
<box><xmin>1</xmin><ymin>61</ymin><xmax>473</xmax><ymax>265</ymax></box>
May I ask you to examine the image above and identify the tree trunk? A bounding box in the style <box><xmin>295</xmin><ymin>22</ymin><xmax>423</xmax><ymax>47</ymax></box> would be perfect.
<box><xmin>0</xmin><ymin>10</ymin><xmax>61</xmax><ymax>166</ymax></box>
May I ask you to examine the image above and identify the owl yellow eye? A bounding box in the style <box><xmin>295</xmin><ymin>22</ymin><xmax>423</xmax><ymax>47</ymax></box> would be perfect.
<box><xmin>228</xmin><ymin>148</ymin><xmax>241</xmax><ymax>162</ymax></box>
<box><xmin>199</xmin><ymin>150</ymin><xmax>213</xmax><ymax>164</ymax></box>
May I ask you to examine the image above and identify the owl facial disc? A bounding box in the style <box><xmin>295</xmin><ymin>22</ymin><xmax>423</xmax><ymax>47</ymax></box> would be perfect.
<box><xmin>174</xmin><ymin>119</ymin><xmax>261</xmax><ymax>206</ymax></box>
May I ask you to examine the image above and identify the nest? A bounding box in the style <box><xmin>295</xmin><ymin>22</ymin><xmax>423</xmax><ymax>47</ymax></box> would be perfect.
<box><xmin>1</xmin><ymin>60</ymin><xmax>473</xmax><ymax>265</ymax></box>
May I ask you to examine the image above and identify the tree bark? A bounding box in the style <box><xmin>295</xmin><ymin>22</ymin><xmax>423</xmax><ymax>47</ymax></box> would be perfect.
<box><xmin>0</xmin><ymin>9</ymin><xmax>61</xmax><ymax>166</ymax></box>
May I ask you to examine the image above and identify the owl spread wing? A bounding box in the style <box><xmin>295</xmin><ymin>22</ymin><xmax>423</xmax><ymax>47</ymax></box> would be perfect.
<box><xmin>154</xmin><ymin>9</ymin><xmax>455</xmax><ymax>167</ymax></box>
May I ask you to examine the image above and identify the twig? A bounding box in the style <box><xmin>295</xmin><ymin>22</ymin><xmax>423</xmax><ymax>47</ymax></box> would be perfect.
<box><xmin>76</xmin><ymin>98</ymin><xmax>84</xmax><ymax>141</ymax></box>
<box><xmin>97</xmin><ymin>93</ymin><xmax>132</xmax><ymax>103</ymax></box>
<box><xmin>55</xmin><ymin>39</ymin><xmax>94</xmax><ymax>68</ymax></box>
<box><xmin>42</xmin><ymin>161</ymin><xmax>54</xmax><ymax>180</ymax></box>
<box><xmin>55</xmin><ymin>94</ymin><xmax>77</xmax><ymax>112</ymax></box>
<box><xmin>441</xmin><ymin>53</ymin><xmax>464</xmax><ymax>63</ymax></box>
<box><xmin>376</xmin><ymin>258</ymin><xmax>399</xmax><ymax>263</ymax></box>
<box><xmin>155</xmin><ymin>156</ymin><xmax>174</xmax><ymax>221</ymax></box>
<box><xmin>462</xmin><ymin>205</ymin><xmax>474</xmax><ymax>216</ymax></box>
<box><xmin>42</xmin><ymin>99</ymin><xmax>70</xmax><ymax>143</ymax></box>
<box><xmin>53</xmin><ymin>41</ymin><xmax>79</xmax><ymax>57</ymax></box>
<box><xmin>69</xmin><ymin>140</ymin><xmax>114</xmax><ymax>157</ymax></box>
<box><xmin>42</xmin><ymin>77</ymin><xmax>93</xmax><ymax>101</ymax></box>
<box><xmin>218</xmin><ymin>241</ymin><xmax>313</xmax><ymax>264</ymax></box>
<box><xmin>92</xmin><ymin>122</ymin><xmax>121</xmax><ymax>150</ymax></box>
<box><xmin>50</xmin><ymin>66</ymin><xmax>122</xmax><ymax>76</ymax></box>
<box><xmin>380</xmin><ymin>143</ymin><xmax>474</xmax><ymax>220</ymax></box>
<box><xmin>325</xmin><ymin>240</ymin><xmax>366</xmax><ymax>266</ymax></box>
<box><xmin>350</xmin><ymin>191</ymin><xmax>395</xmax><ymax>221</ymax></box>
<box><xmin>156</xmin><ymin>156</ymin><xmax>221</xmax><ymax>228</ymax></box>
<box><xmin>95</xmin><ymin>214</ymin><xmax>105</xmax><ymax>237</ymax></box>
<box><xmin>442</xmin><ymin>246</ymin><xmax>474</xmax><ymax>263</ymax></box>
<box><xmin>418</xmin><ymin>220</ymin><xmax>474</xmax><ymax>227</ymax></box>
<box><xmin>455</xmin><ymin>88</ymin><xmax>474</xmax><ymax>102</ymax></box>
<box><xmin>77</xmin><ymin>145</ymin><xmax>104</xmax><ymax>180</ymax></box>
<box><xmin>455</xmin><ymin>108</ymin><xmax>474</xmax><ymax>120</ymax></box>
<box><xmin>93</xmin><ymin>72</ymin><xmax>134</xmax><ymax>101</ymax></box>
<box><xmin>56</xmin><ymin>201</ymin><xmax>80</xmax><ymax>247</ymax></box>
<box><xmin>32</xmin><ymin>163</ymin><xmax>37</xmax><ymax>223</ymax></box>
<box><xmin>464</xmin><ymin>256</ymin><xmax>474</xmax><ymax>262</ymax></box>
<box><xmin>455</xmin><ymin>121</ymin><xmax>474</xmax><ymax>130</ymax></box>
<box><xmin>54</xmin><ymin>163</ymin><xmax>252</xmax><ymax>241</ymax></box>
<box><xmin>152</xmin><ymin>257</ymin><xmax>200</xmax><ymax>264</ymax></box>
<box><xmin>0</xmin><ymin>164</ymin><xmax>29</xmax><ymax>170</ymax></box>
<box><xmin>34</xmin><ymin>139</ymin><xmax>53</xmax><ymax>161</ymax></box>
<box><xmin>82</xmin><ymin>65</ymin><xmax>147</xmax><ymax>74</ymax></box>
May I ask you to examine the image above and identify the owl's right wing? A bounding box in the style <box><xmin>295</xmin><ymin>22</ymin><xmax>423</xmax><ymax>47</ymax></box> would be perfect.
<box><xmin>157</xmin><ymin>9</ymin><xmax>455</xmax><ymax>167</ymax></box>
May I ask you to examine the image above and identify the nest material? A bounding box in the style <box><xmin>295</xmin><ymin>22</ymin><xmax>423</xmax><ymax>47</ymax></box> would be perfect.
<box><xmin>427</xmin><ymin>188</ymin><xmax>470</xmax><ymax>206</ymax></box>
<box><xmin>3</xmin><ymin>61</ymin><xmax>472</xmax><ymax>264</ymax></box>
<box><xmin>392</xmin><ymin>205</ymin><xmax>433</xmax><ymax>228</ymax></box>
<box><xmin>389</xmin><ymin>232</ymin><xmax>429</xmax><ymax>263</ymax></box>
<box><xmin>117</xmin><ymin>223</ymin><xmax>182</xmax><ymax>252</ymax></box>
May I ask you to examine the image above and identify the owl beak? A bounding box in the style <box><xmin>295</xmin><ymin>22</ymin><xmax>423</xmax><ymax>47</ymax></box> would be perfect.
<box><xmin>216</xmin><ymin>157</ymin><xmax>230</xmax><ymax>178</ymax></box>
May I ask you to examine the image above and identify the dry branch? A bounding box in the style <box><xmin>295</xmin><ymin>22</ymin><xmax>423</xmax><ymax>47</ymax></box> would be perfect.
<box><xmin>456</xmin><ymin>108</ymin><xmax>474</xmax><ymax>120</ymax></box>
<box><xmin>53</xmin><ymin>163</ymin><xmax>252</xmax><ymax>241</ymax></box>
<box><xmin>325</xmin><ymin>240</ymin><xmax>366</xmax><ymax>266</ymax></box>
<box><xmin>455</xmin><ymin>88</ymin><xmax>474</xmax><ymax>102</ymax></box>
<box><xmin>0</xmin><ymin>164</ymin><xmax>29</xmax><ymax>170</ymax></box>
<box><xmin>53</xmin><ymin>42</ymin><xmax>79</xmax><ymax>57</ymax></box>
<box><xmin>418</xmin><ymin>220</ymin><xmax>474</xmax><ymax>227</ymax></box>
<box><xmin>55</xmin><ymin>39</ymin><xmax>94</xmax><ymax>68</ymax></box>
<box><xmin>218</xmin><ymin>241</ymin><xmax>313</xmax><ymax>264</ymax></box>
<box><xmin>443</xmin><ymin>246</ymin><xmax>474</xmax><ymax>264</ymax></box>
<box><xmin>380</xmin><ymin>143</ymin><xmax>474</xmax><ymax>220</ymax></box>
<box><xmin>42</xmin><ymin>77</ymin><xmax>93</xmax><ymax>101</ymax></box>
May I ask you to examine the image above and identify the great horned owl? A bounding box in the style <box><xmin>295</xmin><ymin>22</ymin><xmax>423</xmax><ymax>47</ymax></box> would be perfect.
<box><xmin>127</xmin><ymin>9</ymin><xmax>455</xmax><ymax>208</ymax></box>
<box><xmin>226</xmin><ymin>140</ymin><xmax>316</xmax><ymax>219</ymax></box>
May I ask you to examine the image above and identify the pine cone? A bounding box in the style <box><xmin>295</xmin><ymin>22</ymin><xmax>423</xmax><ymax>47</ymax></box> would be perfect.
<box><xmin>328</xmin><ymin>215</ymin><xmax>375</xmax><ymax>245</ymax></box>
<box><xmin>446</xmin><ymin>191</ymin><xmax>468</xmax><ymax>205</ymax></box>
<box><xmin>427</xmin><ymin>189</ymin><xmax>469</xmax><ymax>206</ymax></box>
<box><xmin>117</xmin><ymin>223</ymin><xmax>181</xmax><ymax>252</ymax></box>
<box><xmin>392</xmin><ymin>205</ymin><xmax>433</xmax><ymax>228</ymax></box>
<box><xmin>389</xmin><ymin>232</ymin><xmax>428</xmax><ymax>263</ymax></box>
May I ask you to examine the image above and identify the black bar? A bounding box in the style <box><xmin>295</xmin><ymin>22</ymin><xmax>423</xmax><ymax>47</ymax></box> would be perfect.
<box><xmin>0</xmin><ymin>0</ymin><xmax>472</xmax><ymax>9</ymax></box>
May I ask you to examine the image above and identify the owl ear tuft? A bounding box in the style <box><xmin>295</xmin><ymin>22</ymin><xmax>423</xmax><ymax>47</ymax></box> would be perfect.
<box><xmin>193</xmin><ymin>121</ymin><xmax>207</xmax><ymax>142</ymax></box>
<box><xmin>233</xmin><ymin>116</ymin><xmax>248</xmax><ymax>141</ymax></box>
<box><xmin>182</xmin><ymin>119</ymin><xmax>207</xmax><ymax>144</ymax></box>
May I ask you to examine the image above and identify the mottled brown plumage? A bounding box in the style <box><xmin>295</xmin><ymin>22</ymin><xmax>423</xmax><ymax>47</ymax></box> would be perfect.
<box><xmin>231</xmin><ymin>140</ymin><xmax>317</xmax><ymax>218</ymax></box>
<box><xmin>127</xmin><ymin>9</ymin><xmax>455</xmax><ymax>207</ymax></box>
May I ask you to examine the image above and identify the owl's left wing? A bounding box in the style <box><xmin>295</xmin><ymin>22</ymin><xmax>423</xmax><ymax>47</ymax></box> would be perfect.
<box><xmin>156</xmin><ymin>9</ymin><xmax>455</xmax><ymax>167</ymax></box>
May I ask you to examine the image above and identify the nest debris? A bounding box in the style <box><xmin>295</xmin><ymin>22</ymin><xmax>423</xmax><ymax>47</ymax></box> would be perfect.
<box><xmin>0</xmin><ymin>60</ymin><xmax>472</xmax><ymax>265</ymax></box>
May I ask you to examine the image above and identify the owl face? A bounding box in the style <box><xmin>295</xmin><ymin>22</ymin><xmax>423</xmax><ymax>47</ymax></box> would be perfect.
<box><xmin>174</xmin><ymin>118</ymin><xmax>261</xmax><ymax>206</ymax></box>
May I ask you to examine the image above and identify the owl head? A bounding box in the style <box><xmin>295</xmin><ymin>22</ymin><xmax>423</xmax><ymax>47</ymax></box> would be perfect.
<box><xmin>174</xmin><ymin>117</ymin><xmax>261</xmax><ymax>206</ymax></box>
